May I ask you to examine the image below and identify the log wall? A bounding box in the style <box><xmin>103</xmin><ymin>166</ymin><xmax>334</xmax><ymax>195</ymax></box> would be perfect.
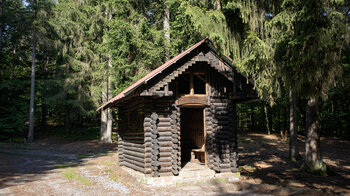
<box><xmin>205</xmin><ymin>98</ymin><xmax>238</xmax><ymax>173</ymax></box>
<box><xmin>118</xmin><ymin>97</ymin><xmax>146</xmax><ymax>173</ymax></box>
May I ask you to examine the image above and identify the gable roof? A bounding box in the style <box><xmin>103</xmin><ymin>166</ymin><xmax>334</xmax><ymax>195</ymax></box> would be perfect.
<box><xmin>97</xmin><ymin>38</ymin><xmax>237</xmax><ymax>111</ymax></box>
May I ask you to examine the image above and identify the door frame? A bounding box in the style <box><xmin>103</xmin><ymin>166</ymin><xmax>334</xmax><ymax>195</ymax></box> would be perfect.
<box><xmin>179</xmin><ymin>106</ymin><xmax>207</xmax><ymax>166</ymax></box>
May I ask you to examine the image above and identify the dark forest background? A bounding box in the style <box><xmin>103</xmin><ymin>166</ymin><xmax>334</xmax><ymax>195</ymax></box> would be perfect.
<box><xmin>0</xmin><ymin>0</ymin><xmax>349</xmax><ymax>145</ymax></box>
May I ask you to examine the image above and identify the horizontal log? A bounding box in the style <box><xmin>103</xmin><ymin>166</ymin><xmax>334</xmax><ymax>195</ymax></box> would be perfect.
<box><xmin>158</xmin><ymin>141</ymin><xmax>173</xmax><ymax>147</ymax></box>
<box><xmin>159</xmin><ymin>132</ymin><xmax>172</xmax><ymax>137</ymax></box>
<box><xmin>159</xmin><ymin>152</ymin><xmax>172</xmax><ymax>157</ymax></box>
<box><xmin>123</xmin><ymin>149</ymin><xmax>145</xmax><ymax>158</ymax></box>
<box><xmin>144</xmin><ymin>132</ymin><xmax>152</xmax><ymax>137</ymax></box>
<box><xmin>158</xmin><ymin>122</ymin><xmax>171</xmax><ymax>127</ymax></box>
<box><xmin>123</xmin><ymin>142</ymin><xmax>145</xmax><ymax>148</ymax></box>
<box><xmin>123</xmin><ymin>154</ymin><xmax>145</xmax><ymax>164</ymax></box>
<box><xmin>123</xmin><ymin>142</ymin><xmax>145</xmax><ymax>149</ymax></box>
<box><xmin>124</xmin><ymin>158</ymin><xmax>145</xmax><ymax>168</ymax></box>
<box><xmin>122</xmin><ymin>146</ymin><xmax>144</xmax><ymax>153</ymax></box>
<box><xmin>159</xmin><ymin>157</ymin><xmax>172</xmax><ymax>162</ymax></box>
<box><xmin>144</xmin><ymin>117</ymin><xmax>152</xmax><ymax>122</ymax></box>
<box><xmin>144</xmin><ymin>128</ymin><xmax>152</xmax><ymax>134</ymax></box>
<box><xmin>159</xmin><ymin>167</ymin><xmax>172</xmax><ymax>173</ymax></box>
<box><xmin>123</xmin><ymin>162</ymin><xmax>145</xmax><ymax>173</ymax></box>
<box><xmin>159</xmin><ymin>162</ymin><xmax>172</xmax><ymax>167</ymax></box>
<box><xmin>157</xmin><ymin>127</ymin><xmax>172</xmax><ymax>132</ymax></box>
<box><xmin>145</xmin><ymin>158</ymin><xmax>152</xmax><ymax>163</ymax></box>
<box><xmin>158</xmin><ymin>136</ymin><xmax>173</xmax><ymax>141</ymax></box>
<box><xmin>145</xmin><ymin>137</ymin><xmax>153</xmax><ymax>143</ymax></box>
<box><xmin>144</xmin><ymin>122</ymin><xmax>152</xmax><ymax>127</ymax></box>
<box><xmin>158</xmin><ymin>118</ymin><xmax>171</xmax><ymax>122</ymax></box>
<box><xmin>123</xmin><ymin>140</ymin><xmax>144</xmax><ymax>144</ymax></box>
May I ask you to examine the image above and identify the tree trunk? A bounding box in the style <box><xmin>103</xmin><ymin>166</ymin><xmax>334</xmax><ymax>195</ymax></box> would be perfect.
<box><xmin>104</xmin><ymin>57</ymin><xmax>113</xmax><ymax>143</ymax></box>
<box><xmin>214</xmin><ymin>0</ymin><xmax>222</xmax><ymax>10</ymax></box>
<box><xmin>303</xmin><ymin>96</ymin><xmax>327</xmax><ymax>175</ymax></box>
<box><xmin>100</xmin><ymin>88</ymin><xmax>108</xmax><ymax>142</ymax></box>
<box><xmin>28</xmin><ymin>20</ymin><xmax>36</xmax><ymax>142</ymax></box>
<box><xmin>163</xmin><ymin>0</ymin><xmax>170</xmax><ymax>61</ymax></box>
<box><xmin>264</xmin><ymin>104</ymin><xmax>270</xmax><ymax>135</ymax></box>
<box><xmin>277</xmin><ymin>107</ymin><xmax>281</xmax><ymax>132</ymax></box>
<box><xmin>289</xmin><ymin>89</ymin><xmax>299</xmax><ymax>160</ymax></box>
<box><xmin>100</xmin><ymin>8</ymin><xmax>112</xmax><ymax>143</ymax></box>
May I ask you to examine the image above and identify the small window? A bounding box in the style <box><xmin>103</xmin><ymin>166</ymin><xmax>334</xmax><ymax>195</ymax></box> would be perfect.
<box><xmin>178</xmin><ymin>74</ymin><xmax>190</xmax><ymax>94</ymax></box>
<box><xmin>193</xmin><ymin>74</ymin><xmax>206</xmax><ymax>94</ymax></box>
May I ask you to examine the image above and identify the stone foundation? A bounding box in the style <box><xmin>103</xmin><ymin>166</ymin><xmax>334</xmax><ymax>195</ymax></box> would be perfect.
<box><xmin>121</xmin><ymin>166</ymin><xmax>240</xmax><ymax>186</ymax></box>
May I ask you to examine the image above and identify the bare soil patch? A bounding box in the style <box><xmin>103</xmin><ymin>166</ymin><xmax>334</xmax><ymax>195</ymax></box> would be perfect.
<box><xmin>238</xmin><ymin>133</ymin><xmax>350</xmax><ymax>195</ymax></box>
<box><xmin>0</xmin><ymin>134</ymin><xmax>349</xmax><ymax>195</ymax></box>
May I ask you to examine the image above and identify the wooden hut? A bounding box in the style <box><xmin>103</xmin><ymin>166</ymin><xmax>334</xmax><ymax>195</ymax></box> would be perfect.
<box><xmin>98</xmin><ymin>39</ymin><xmax>257</xmax><ymax>177</ymax></box>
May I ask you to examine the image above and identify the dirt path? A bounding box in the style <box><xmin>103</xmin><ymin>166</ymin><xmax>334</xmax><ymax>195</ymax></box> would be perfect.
<box><xmin>0</xmin><ymin>135</ymin><xmax>349</xmax><ymax>195</ymax></box>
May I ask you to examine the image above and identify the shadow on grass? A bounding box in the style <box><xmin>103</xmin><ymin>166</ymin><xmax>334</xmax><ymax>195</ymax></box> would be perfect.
<box><xmin>0</xmin><ymin>128</ymin><xmax>118</xmax><ymax>190</ymax></box>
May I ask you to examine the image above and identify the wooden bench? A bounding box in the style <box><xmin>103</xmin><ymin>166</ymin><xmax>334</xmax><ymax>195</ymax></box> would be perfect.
<box><xmin>191</xmin><ymin>148</ymin><xmax>206</xmax><ymax>164</ymax></box>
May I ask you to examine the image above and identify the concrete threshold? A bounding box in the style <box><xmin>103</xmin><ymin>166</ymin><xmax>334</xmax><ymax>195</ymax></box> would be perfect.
<box><xmin>120</xmin><ymin>164</ymin><xmax>240</xmax><ymax>187</ymax></box>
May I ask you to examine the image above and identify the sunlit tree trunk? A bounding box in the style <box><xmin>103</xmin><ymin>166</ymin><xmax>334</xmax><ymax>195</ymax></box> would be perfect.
<box><xmin>214</xmin><ymin>0</ymin><xmax>221</xmax><ymax>10</ymax></box>
<box><xmin>163</xmin><ymin>0</ymin><xmax>170</xmax><ymax>61</ymax></box>
<box><xmin>100</xmin><ymin>8</ymin><xmax>112</xmax><ymax>143</ymax></box>
<box><xmin>289</xmin><ymin>89</ymin><xmax>299</xmax><ymax>160</ymax></box>
<box><xmin>304</xmin><ymin>96</ymin><xmax>326</xmax><ymax>174</ymax></box>
<box><xmin>100</xmin><ymin>87</ymin><xmax>108</xmax><ymax>141</ymax></box>
<box><xmin>28</xmin><ymin>0</ymin><xmax>37</xmax><ymax>142</ymax></box>
<box><xmin>105</xmin><ymin>57</ymin><xmax>113</xmax><ymax>143</ymax></box>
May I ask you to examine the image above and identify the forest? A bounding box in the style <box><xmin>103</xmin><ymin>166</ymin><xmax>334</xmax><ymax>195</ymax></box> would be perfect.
<box><xmin>0</xmin><ymin>0</ymin><xmax>349</xmax><ymax>176</ymax></box>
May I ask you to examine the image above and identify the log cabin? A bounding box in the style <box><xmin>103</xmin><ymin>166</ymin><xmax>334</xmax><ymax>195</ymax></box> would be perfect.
<box><xmin>98</xmin><ymin>38</ymin><xmax>257</xmax><ymax>177</ymax></box>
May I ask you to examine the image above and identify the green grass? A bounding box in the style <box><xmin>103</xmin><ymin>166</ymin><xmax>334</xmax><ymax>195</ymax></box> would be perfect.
<box><xmin>78</xmin><ymin>153</ymin><xmax>92</xmax><ymax>158</ymax></box>
<box><xmin>62</xmin><ymin>170</ymin><xmax>94</xmax><ymax>185</ymax></box>
<box><xmin>238</xmin><ymin>165</ymin><xmax>256</xmax><ymax>171</ymax></box>
<box><xmin>237</xmin><ymin>138</ymin><xmax>252</xmax><ymax>144</ymax></box>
